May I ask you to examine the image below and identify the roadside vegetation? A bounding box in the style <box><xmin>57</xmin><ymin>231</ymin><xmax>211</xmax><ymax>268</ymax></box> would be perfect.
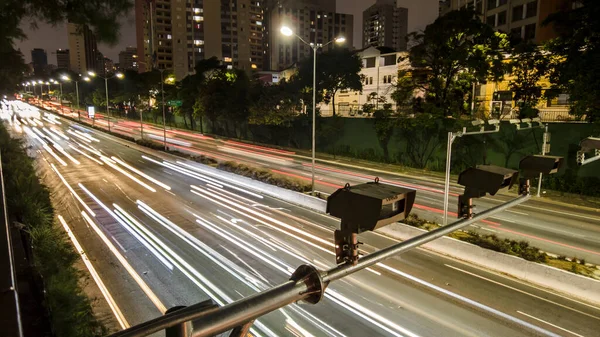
<box><xmin>404</xmin><ymin>214</ymin><xmax>600</xmax><ymax>279</ymax></box>
<box><xmin>0</xmin><ymin>123</ymin><xmax>106</xmax><ymax>337</ymax></box>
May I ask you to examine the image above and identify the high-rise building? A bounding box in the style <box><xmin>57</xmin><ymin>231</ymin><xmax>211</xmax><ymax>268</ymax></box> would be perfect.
<box><xmin>363</xmin><ymin>0</ymin><xmax>408</xmax><ymax>51</ymax></box>
<box><xmin>135</xmin><ymin>0</ymin><xmax>266</xmax><ymax>80</ymax></box>
<box><xmin>31</xmin><ymin>48</ymin><xmax>48</xmax><ymax>75</ymax></box>
<box><xmin>266</xmin><ymin>0</ymin><xmax>354</xmax><ymax>71</ymax></box>
<box><xmin>104</xmin><ymin>57</ymin><xmax>116</xmax><ymax>75</ymax></box>
<box><xmin>119</xmin><ymin>47</ymin><xmax>138</xmax><ymax>71</ymax></box>
<box><xmin>67</xmin><ymin>23</ymin><xmax>99</xmax><ymax>74</ymax></box>
<box><xmin>450</xmin><ymin>0</ymin><xmax>571</xmax><ymax>43</ymax></box>
<box><xmin>56</xmin><ymin>49</ymin><xmax>70</xmax><ymax>70</ymax></box>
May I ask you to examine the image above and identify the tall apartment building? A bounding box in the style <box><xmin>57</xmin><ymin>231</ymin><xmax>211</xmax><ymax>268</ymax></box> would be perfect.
<box><xmin>56</xmin><ymin>49</ymin><xmax>70</xmax><ymax>70</ymax></box>
<box><xmin>363</xmin><ymin>0</ymin><xmax>408</xmax><ymax>51</ymax></box>
<box><xmin>450</xmin><ymin>0</ymin><xmax>571</xmax><ymax>43</ymax></box>
<box><xmin>135</xmin><ymin>0</ymin><xmax>266</xmax><ymax>80</ymax></box>
<box><xmin>67</xmin><ymin>23</ymin><xmax>99</xmax><ymax>74</ymax></box>
<box><xmin>31</xmin><ymin>48</ymin><xmax>48</xmax><ymax>75</ymax></box>
<box><xmin>119</xmin><ymin>47</ymin><xmax>139</xmax><ymax>71</ymax></box>
<box><xmin>266</xmin><ymin>0</ymin><xmax>354</xmax><ymax>71</ymax></box>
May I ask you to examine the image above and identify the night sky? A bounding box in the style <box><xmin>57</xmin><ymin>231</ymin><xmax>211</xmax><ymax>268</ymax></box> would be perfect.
<box><xmin>15</xmin><ymin>0</ymin><xmax>436</xmax><ymax>65</ymax></box>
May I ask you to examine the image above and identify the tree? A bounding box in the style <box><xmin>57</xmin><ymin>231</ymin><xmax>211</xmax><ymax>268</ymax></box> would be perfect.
<box><xmin>508</xmin><ymin>42</ymin><xmax>550</xmax><ymax>118</ymax></box>
<box><xmin>295</xmin><ymin>48</ymin><xmax>363</xmax><ymax>116</ymax></box>
<box><xmin>544</xmin><ymin>0</ymin><xmax>600</xmax><ymax>122</ymax></box>
<box><xmin>373</xmin><ymin>105</ymin><xmax>396</xmax><ymax>162</ymax></box>
<box><xmin>1</xmin><ymin>0</ymin><xmax>131</xmax><ymax>94</ymax></box>
<box><xmin>405</xmin><ymin>8</ymin><xmax>508</xmax><ymax>117</ymax></box>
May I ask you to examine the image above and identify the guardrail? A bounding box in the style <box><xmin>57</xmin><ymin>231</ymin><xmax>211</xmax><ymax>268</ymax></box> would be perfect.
<box><xmin>0</xmin><ymin>152</ymin><xmax>24</xmax><ymax>337</ymax></box>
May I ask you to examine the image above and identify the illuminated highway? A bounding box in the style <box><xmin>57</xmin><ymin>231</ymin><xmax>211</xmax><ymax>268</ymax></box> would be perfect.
<box><xmin>3</xmin><ymin>101</ymin><xmax>599</xmax><ymax>336</ymax></box>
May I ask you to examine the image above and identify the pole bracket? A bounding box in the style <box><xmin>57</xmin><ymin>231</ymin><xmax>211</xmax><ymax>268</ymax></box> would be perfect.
<box><xmin>289</xmin><ymin>264</ymin><xmax>325</xmax><ymax>304</ymax></box>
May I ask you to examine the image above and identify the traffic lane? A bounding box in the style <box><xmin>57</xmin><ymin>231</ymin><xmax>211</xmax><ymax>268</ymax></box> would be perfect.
<box><xmin>47</xmin><ymin>144</ymin><xmax>367</xmax><ymax>337</ymax></box>
<box><xmin>45</xmin><ymin>115</ymin><xmax>592</xmax><ymax>334</ymax></box>
<box><xmin>45</xmin><ymin>134</ymin><xmax>425</xmax><ymax>337</ymax></box>
<box><xmin>278</xmin><ymin>198</ymin><xmax>600</xmax><ymax>336</ymax></box>
<box><xmin>360</xmin><ymin>232</ymin><xmax>600</xmax><ymax>337</ymax></box>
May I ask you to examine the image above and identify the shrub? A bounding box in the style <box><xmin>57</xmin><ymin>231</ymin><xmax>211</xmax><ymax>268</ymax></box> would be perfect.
<box><xmin>0</xmin><ymin>123</ymin><xmax>105</xmax><ymax>336</ymax></box>
<box><xmin>217</xmin><ymin>161</ymin><xmax>311</xmax><ymax>192</ymax></box>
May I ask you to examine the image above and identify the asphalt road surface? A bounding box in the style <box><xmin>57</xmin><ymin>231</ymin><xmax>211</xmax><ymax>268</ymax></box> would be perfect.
<box><xmin>4</xmin><ymin>102</ymin><xmax>600</xmax><ymax>337</ymax></box>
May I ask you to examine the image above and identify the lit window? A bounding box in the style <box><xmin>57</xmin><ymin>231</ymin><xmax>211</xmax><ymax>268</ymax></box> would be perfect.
<box><xmin>193</xmin><ymin>16</ymin><xmax>203</xmax><ymax>22</ymax></box>
<box><xmin>256</xmin><ymin>21</ymin><xmax>262</xmax><ymax>25</ymax></box>
<box><xmin>227</xmin><ymin>65</ymin><xmax>233</xmax><ymax>69</ymax></box>
<box><xmin>193</xmin><ymin>8</ymin><xmax>201</xmax><ymax>13</ymax></box>
<box><xmin>194</xmin><ymin>40</ymin><xmax>204</xmax><ymax>45</ymax></box>
<box><xmin>167</xmin><ymin>34</ymin><xmax>172</xmax><ymax>39</ymax></box>
<box><xmin>251</xmin><ymin>64</ymin><xmax>257</xmax><ymax>69</ymax></box>
<box><xmin>224</xmin><ymin>57</ymin><xmax>233</xmax><ymax>62</ymax></box>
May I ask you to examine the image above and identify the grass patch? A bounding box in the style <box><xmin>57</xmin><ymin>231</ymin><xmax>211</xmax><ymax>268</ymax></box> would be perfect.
<box><xmin>217</xmin><ymin>161</ymin><xmax>311</xmax><ymax>193</ymax></box>
<box><xmin>0</xmin><ymin>123</ymin><xmax>106</xmax><ymax>336</ymax></box>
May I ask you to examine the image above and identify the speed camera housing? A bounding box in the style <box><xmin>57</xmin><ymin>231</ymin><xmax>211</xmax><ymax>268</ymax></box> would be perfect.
<box><xmin>327</xmin><ymin>179</ymin><xmax>416</xmax><ymax>264</ymax></box>
<box><xmin>457</xmin><ymin>165</ymin><xmax>518</xmax><ymax>219</ymax></box>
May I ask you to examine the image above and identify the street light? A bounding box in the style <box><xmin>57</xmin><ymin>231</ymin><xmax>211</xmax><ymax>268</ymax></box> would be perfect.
<box><xmin>158</xmin><ymin>69</ymin><xmax>169</xmax><ymax>151</ymax></box>
<box><xmin>280</xmin><ymin>25</ymin><xmax>346</xmax><ymax>194</ymax></box>
<box><xmin>87</xmin><ymin>71</ymin><xmax>124</xmax><ymax>131</ymax></box>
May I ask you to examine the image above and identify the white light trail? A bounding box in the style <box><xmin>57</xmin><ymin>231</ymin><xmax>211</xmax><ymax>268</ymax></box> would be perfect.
<box><xmin>51</xmin><ymin>164</ymin><xmax>96</xmax><ymax>216</ymax></box>
<box><xmin>68</xmin><ymin>145</ymin><xmax>104</xmax><ymax>165</ymax></box>
<box><xmin>80</xmin><ymin>211</ymin><xmax>167</xmax><ymax>313</ymax></box>
<box><xmin>100</xmin><ymin>157</ymin><xmax>156</xmax><ymax>192</ymax></box>
<box><xmin>58</xmin><ymin>215</ymin><xmax>129</xmax><ymax>329</ymax></box>
<box><xmin>111</xmin><ymin>157</ymin><xmax>171</xmax><ymax>190</ymax></box>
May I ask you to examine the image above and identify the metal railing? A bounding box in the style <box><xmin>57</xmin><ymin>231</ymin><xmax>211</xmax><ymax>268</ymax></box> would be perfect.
<box><xmin>110</xmin><ymin>192</ymin><xmax>531</xmax><ymax>337</ymax></box>
<box><xmin>0</xmin><ymin>152</ymin><xmax>24</xmax><ymax>337</ymax></box>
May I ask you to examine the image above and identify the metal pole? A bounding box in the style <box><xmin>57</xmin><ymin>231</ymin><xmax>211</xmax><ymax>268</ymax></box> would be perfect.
<box><xmin>443</xmin><ymin>132</ymin><xmax>454</xmax><ymax>226</ymax></box>
<box><xmin>76</xmin><ymin>81</ymin><xmax>81</xmax><ymax>121</ymax></box>
<box><xmin>105</xmin><ymin>78</ymin><xmax>111</xmax><ymax>132</ymax></box>
<box><xmin>108</xmin><ymin>193</ymin><xmax>531</xmax><ymax>337</ymax></box>
<box><xmin>0</xmin><ymin>153</ymin><xmax>24</xmax><ymax>337</ymax></box>
<box><xmin>471</xmin><ymin>81</ymin><xmax>476</xmax><ymax>113</ymax></box>
<box><xmin>59</xmin><ymin>83</ymin><xmax>63</xmax><ymax>113</ymax></box>
<box><xmin>311</xmin><ymin>46</ymin><xmax>317</xmax><ymax>194</ymax></box>
<box><xmin>140</xmin><ymin>100</ymin><xmax>145</xmax><ymax>139</ymax></box>
<box><xmin>537</xmin><ymin>124</ymin><xmax>548</xmax><ymax>197</ymax></box>
<box><xmin>161</xmin><ymin>70</ymin><xmax>167</xmax><ymax>151</ymax></box>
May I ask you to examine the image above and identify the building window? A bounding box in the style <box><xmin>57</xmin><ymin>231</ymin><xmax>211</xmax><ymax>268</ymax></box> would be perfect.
<box><xmin>369</xmin><ymin>77</ymin><xmax>373</xmax><ymax>85</ymax></box>
<box><xmin>487</xmin><ymin>0</ymin><xmax>497</xmax><ymax>10</ymax></box>
<box><xmin>524</xmin><ymin>23</ymin><xmax>536</xmax><ymax>40</ymax></box>
<box><xmin>486</xmin><ymin>14</ymin><xmax>495</xmax><ymax>26</ymax></box>
<box><xmin>364</xmin><ymin>57</ymin><xmax>376</xmax><ymax>68</ymax></box>
<box><xmin>512</xmin><ymin>5</ymin><xmax>524</xmax><ymax>22</ymax></box>
<box><xmin>499</xmin><ymin>0</ymin><xmax>507</xmax><ymax>6</ymax></box>
<box><xmin>497</xmin><ymin>11</ymin><xmax>506</xmax><ymax>26</ymax></box>
<box><xmin>510</xmin><ymin>27</ymin><xmax>522</xmax><ymax>39</ymax></box>
<box><xmin>525</xmin><ymin>0</ymin><xmax>538</xmax><ymax>18</ymax></box>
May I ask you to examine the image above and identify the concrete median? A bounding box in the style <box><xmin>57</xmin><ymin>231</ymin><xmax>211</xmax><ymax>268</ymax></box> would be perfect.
<box><xmin>377</xmin><ymin>223</ymin><xmax>600</xmax><ymax>305</ymax></box>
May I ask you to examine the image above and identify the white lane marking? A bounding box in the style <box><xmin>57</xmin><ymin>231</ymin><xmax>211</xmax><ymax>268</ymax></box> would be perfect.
<box><xmin>80</xmin><ymin>211</ymin><xmax>167</xmax><ymax>313</ymax></box>
<box><xmin>491</xmin><ymin>216</ymin><xmax>516</xmax><ymax>223</ymax></box>
<box><xmin>518</xmin><ymin>204</ymin><xmax>600</xmax><ymax>222</ymax></box>
<box><xmin>517</xmin><ymin>311</ymin><xmax>586</xmax><ymax>337</ymax></box>
<box><xmin>111</xmin><ymin>235</ymin><xmax>127</xmax><ymax>252</ymax></box>
<box><xmin>444</xmin><ymin>264</ymin><xmax>600</xmax><ymax>320</ymax></box>
<box><xmin>365</xmin><ymin>267</ymin><xmax>381</xmax><ymax>276</ymax></box>
<box><xmin>480</xmin><ymin>227</ymin><xmax>498</xmax><ymax>233</ymax></box>
<box><xmin>165</xmin><ymin>190</ymin><xmax>176</xmax><ymax>197</ymax></box>
<box><xmin>59</xmin><ymin>215</ymin><xmax>130</xmax><ymax>329</ymax></box>
<box><xmin>506</xmin><ymin>210</ymin><xmax>529</xmax><ymax>216</ymax></box>
<box><xmin>378</xmin><ymin>263</ymin><xmax>561</xmax><ymax>337</ymax></box>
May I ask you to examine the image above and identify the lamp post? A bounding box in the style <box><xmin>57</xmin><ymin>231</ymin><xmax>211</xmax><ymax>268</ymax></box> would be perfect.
<box><xmin>280</xmin><ymin>26</ymin><xmax>345</xmax><ymax>194</ymax></box>
<box><xmin>158</xmin><ymin>69</ymin><xmax>170</xmax><ymax>151</ymax></box>
<box><xmin>87</xmin><ymin>71</ymin><xmax>124</xmax><ymax>132</ymax></box>
<box><xmin>61</xmin><ymin>75</ymin><xmax>90</xmax><ymax>121</ymax></box>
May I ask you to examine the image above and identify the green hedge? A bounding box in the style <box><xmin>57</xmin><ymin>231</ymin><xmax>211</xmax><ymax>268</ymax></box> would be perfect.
<box><xmin>217</xmin><ymin>161</ymin><xmax>311</xmax><ymax>193</ymax></box>
<box><xmin>0</xmin><ymin>123</ymin><xmax>105</xmax><ymax>337</ymax></box>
